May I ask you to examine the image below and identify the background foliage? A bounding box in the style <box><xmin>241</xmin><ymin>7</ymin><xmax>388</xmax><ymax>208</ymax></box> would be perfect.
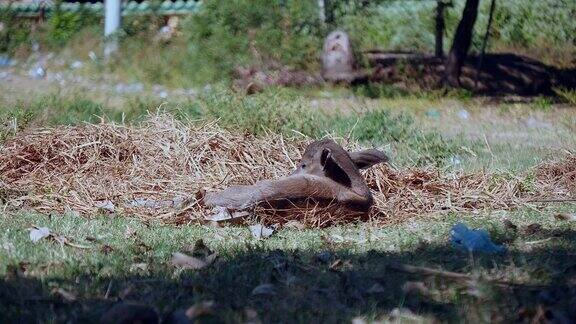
<box><xmin>0</xmin><ymin>0</ymin><xmax>574</xmax><ymax>85</ymax></box>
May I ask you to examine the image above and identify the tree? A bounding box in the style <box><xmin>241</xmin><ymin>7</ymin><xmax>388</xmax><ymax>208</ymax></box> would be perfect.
<box><xmin>434</xmin><ymin>1</ymin><xmax>449</xmax><ymax>58</ymax></box>
<box><xmin>445</xmin><ymin>0</ymin><xmax>480</xmax><ymax>86</ymax></box>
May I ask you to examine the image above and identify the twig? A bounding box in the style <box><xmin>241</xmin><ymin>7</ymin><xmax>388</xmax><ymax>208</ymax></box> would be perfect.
<box><xmin>105</xmin><ymin>280</ymin><xmax>113</xmax><ymax>299</ymax></box>
<box><xmin>388</xmin><ymin>263</ymin><xmax>471</xmax><ymax>281</ymax></box>
<box><xmin>523</xmin><ymin>237</ymin><xmax>555</xmax><ymax>245</ymax></box>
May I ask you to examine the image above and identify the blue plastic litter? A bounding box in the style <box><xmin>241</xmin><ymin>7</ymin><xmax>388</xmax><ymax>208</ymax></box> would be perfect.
<box><xmin>451</xmin><ymin>223</ymin><xmax>506</xmax><ymax>254</ymax></box>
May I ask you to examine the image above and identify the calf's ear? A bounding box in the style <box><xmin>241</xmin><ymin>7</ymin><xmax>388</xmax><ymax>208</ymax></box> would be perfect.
<box><xmin>349</xmin><ymin>149</ymin><xmax>389</xmax><ymax>169</ymax></box>
<box><xmin>320</xmin><ymin>148</ymin><xmax>352</xmax><ymax>188</ymax></box>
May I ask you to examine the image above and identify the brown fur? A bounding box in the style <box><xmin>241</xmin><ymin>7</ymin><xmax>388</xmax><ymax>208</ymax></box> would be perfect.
<box><xmin>203</xmin><ymin>139</ymin><xmax>388</xmax><ymax>212</ymax></box>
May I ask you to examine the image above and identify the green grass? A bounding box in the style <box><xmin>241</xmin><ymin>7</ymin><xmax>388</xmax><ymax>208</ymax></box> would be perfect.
<box><xmin>4</xmin><ymin>0</ymin><xmax>574</xmax><ymax>88</ymax></box>
<box><xmin>3</xmin><ymin>86</ymin><xmax>575</xmax><ymax>172</ymax></box>
<box><xmin>1</xmin><ymin>87</ymin><xmax>574</xmax><ymax>321</ymax></box>
<box><xmin>1</xmin><ymin>206</ymin><xmax>575</xmax><ymax>322</ymax></box>
<box><xmin>0</xmin><ymin>88</ymin><xmax>464</xmax><ymax>166</ymax></box>
<box><xmin>554</xmin><ymin>87</ymin><xmax>576</xmax><ymax>106</ymax></box>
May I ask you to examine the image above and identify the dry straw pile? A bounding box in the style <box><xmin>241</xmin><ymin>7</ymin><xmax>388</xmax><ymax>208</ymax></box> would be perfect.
<box><xmin>0</xmin><ymin>114</ymin><xmax>574</xmax><ymax>227</ymax></box>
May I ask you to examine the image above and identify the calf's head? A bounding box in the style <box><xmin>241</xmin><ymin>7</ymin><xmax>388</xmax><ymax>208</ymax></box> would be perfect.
<box><xmin>292</xmin><ymin>139</ymin><xmax>388</xmax><ymax>187</ymax></box>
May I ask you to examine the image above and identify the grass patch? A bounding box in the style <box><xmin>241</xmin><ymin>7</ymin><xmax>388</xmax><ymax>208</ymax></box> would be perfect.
<box><xmin>179</xmin><ymin>88</ymin><xmax>463</xmax><ymax>165</ymax></box>
<box><xmin>1</xmin><ymin>207</ymin><xmax>575</xmax><ymax>322</ymax></box>
<box><xmin>0</xmin><ymin>94</ymin><xmax>139</xmax><ymax>128</ymax></box>
<box><xmin>1</xmin><ymin>88</ymin><xmax>462</xmax><ymax>165</ymax></box>
<box><xmin>330</xmin><ymin>109</ymin><xmax>464</xmax><ymax>165</ymax></box>
<box><xmin>554</xmin><ymin>87</ymin><xmax>576</xmax><ymax>106</ymax></box>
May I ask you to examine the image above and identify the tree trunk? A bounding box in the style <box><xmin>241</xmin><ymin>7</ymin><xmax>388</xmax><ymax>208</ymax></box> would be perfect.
<box><xmin>474</xmin><ymin>0</ymin><xmax>497</xmax><ymax>89</ymax></box>
<box><xmin>435</xmin><ymin>1</ymin><xmax>447</xmax><ymax>58</ymax></box>
<box><xmin>445</xmin><ymin>0</ymin><xmax>480</xmax><ymax>87</ymax></box>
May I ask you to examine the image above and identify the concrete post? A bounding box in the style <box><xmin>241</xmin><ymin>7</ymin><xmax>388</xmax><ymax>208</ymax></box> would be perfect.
<box><xmin>104</xmin><ymin>0</ymin><xmax>121</xmax><ymax>58</ymax></box>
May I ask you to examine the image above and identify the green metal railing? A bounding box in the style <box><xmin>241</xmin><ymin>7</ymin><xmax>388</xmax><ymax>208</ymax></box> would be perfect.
<box><xmin>0</xmin><ymin>1</ymin><xmax>201</xmax><ymax>17</ymax></box>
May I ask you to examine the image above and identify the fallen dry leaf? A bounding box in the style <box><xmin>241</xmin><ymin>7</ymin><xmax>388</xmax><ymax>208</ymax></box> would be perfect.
<box><xmin>389</xmin><ymin>307</ymin><xmax>425</xmax><ymax>322</ymax></box>
<box><xmin>554</xmin><ymin>213</ymin><xmax>576</xmax><ymax>221</ymax></box>
<box><xmin>249</xmin><ymin>224</ymin><xmax>274</xmax><ymax>240</ymax></box>
<box><xmin>284</xmin><ymin>220</ymin><xmax>305</xmax><ymax>230</ymax></box>
<box><xmin>185</xmin><ymin>300</ymin><xmax>215</xmax><ymax>319</ymax></box>
<box><xmin>366</xmin><ymin>283</ymin><xmax>385</xmax><ymax>294</ymax></box>
<box><xmin>129</xmin><ymin>263</ymin><xmax>149</xmax><ymax>274</ymax></box>
<box><xmin>351</xmin><ymin>317</ymin><xmax>367</xmax><ymax>324</ymax></box>
<box><xmin>329</xmin><ymin>259</ymin><xmax>342</xmax><ymax>269</ymax></box>
<box><xmin>52</xmin><ymin>288</ymin><xmax>77</xmax><ymax>302</ymax></box>
<box><xmin>171</xmin><ymin>252</ymin><xmax>217</xmax><ymax>270</ymax></box>
<box><xmin>95</xmin><ymin>200</ymin><xmax>115</xmax><ymax>213</ymax></box>
<box><xmin>29</xmin><ymin>227</ymin><xmax>50</xmax><ymax>243</ymax></box>
<box><xmin>51</xmin><ymin>234</ymin><xmax>91</xmax><ymax>249</ymax></box>
<box><xmin>205</xmin><ymin>207</ymin><xmax>250</xmax><ymax>223</ymax></box>
<box><xmin>28</xmin><ymin>227</ymin><xmax>90</xmax><ymax>249</ymax></box>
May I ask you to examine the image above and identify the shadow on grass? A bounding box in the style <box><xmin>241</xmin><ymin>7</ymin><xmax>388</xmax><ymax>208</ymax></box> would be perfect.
<box><xmin>1</xmin><ymin>229</ymin><xmax>576</xmax><ymax>323</ymax></box>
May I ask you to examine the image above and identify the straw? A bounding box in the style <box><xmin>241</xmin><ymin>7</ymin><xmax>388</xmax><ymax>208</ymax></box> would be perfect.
<box><xmin>1</xmin><ymin>114</ymin><xmax>573</xmax><ymax>227</ymax></box>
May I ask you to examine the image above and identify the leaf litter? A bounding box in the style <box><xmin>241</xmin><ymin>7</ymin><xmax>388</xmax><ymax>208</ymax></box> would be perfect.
<box><xmin>171</xmin><ymin>239</ymin><xmax>218</xmax><ymax>270</ymax></box>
